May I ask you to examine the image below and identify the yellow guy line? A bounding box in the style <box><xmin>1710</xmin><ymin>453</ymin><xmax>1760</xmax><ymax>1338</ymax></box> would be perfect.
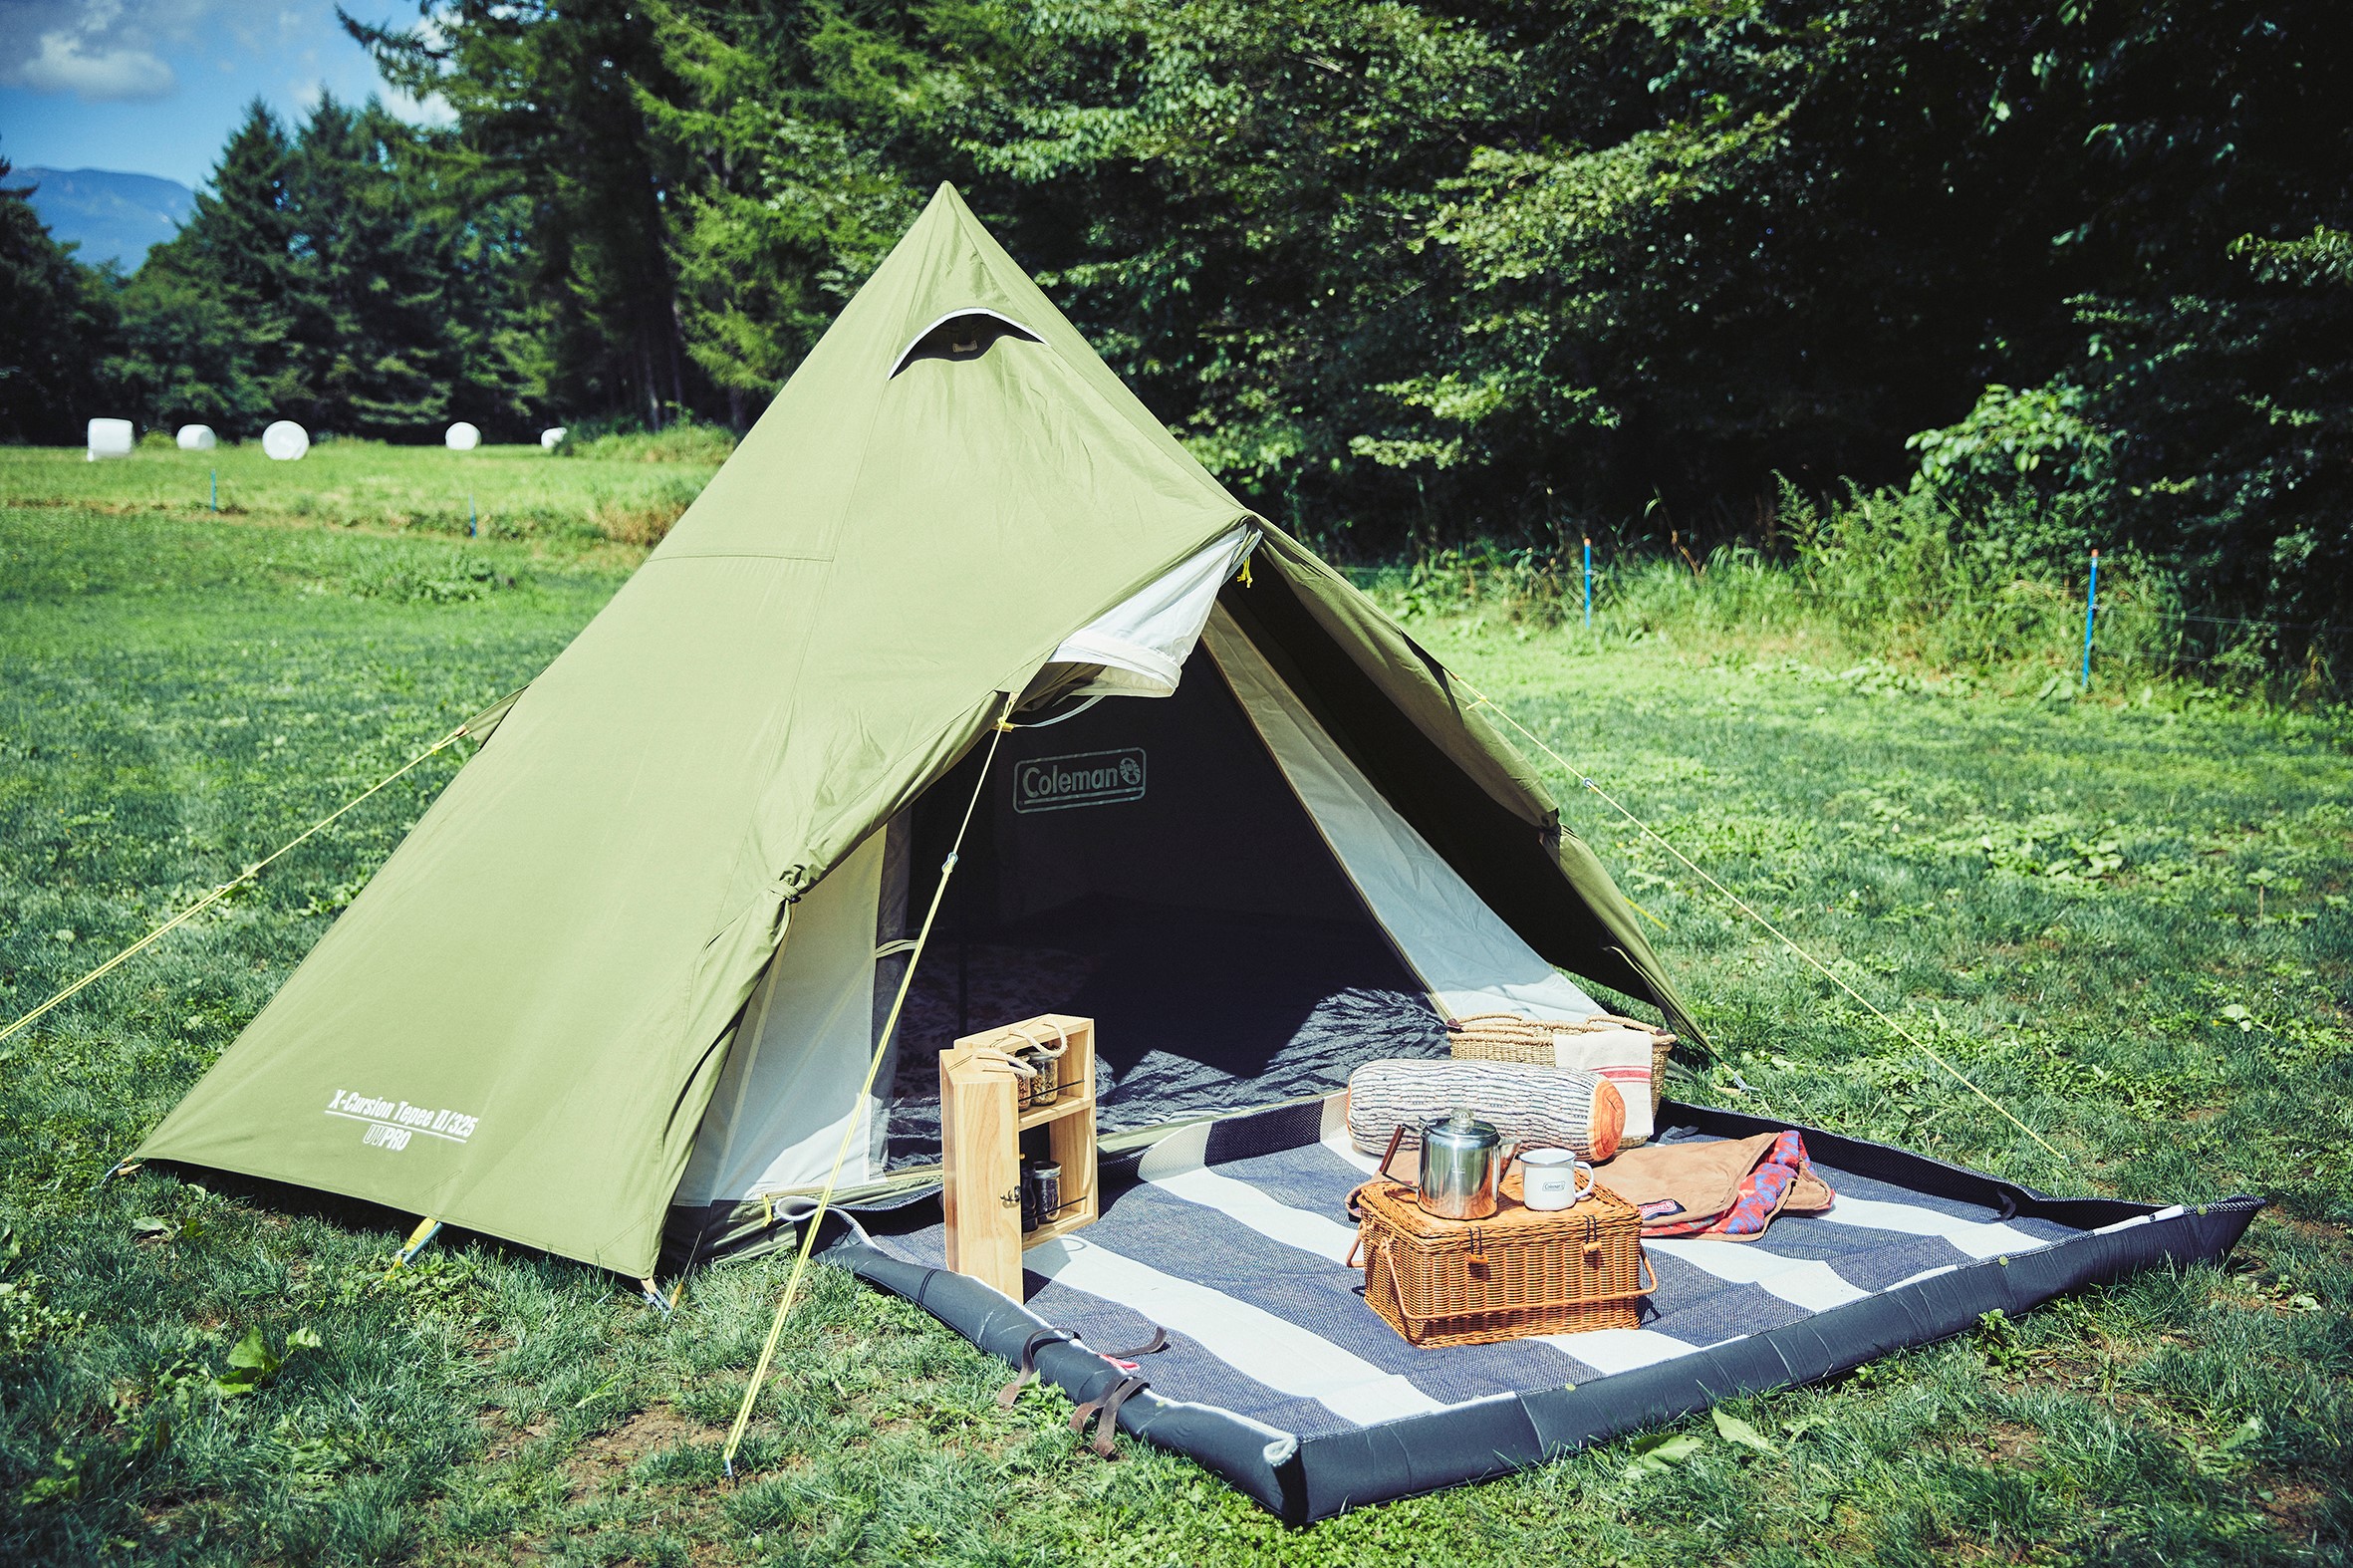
<box><xmin>1</xmin><ymin>721</ymin><xmax>476</xmax><ymax>1050</ymax></box>
<box><xmin>721</xmin><ymin>696</ymin><xmax>1018</xmax><ymax>1482</ymax></box>
<box><xmin>1453</xmin><ymin>673</ymin><xmax>2066</xmax><ymax>1164</ymax></box>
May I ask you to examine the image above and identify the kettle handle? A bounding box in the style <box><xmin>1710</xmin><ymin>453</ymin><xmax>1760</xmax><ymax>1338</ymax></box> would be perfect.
<box><xmin>1497</xmin><ymin>1142</ymin><xmax>1519</xmax><ymax>1189</ymax></box>
<box><xmin>1376</xmin><ymin>1123</ymin><xmax>1410</xmax><ymax>1186</ymax></box>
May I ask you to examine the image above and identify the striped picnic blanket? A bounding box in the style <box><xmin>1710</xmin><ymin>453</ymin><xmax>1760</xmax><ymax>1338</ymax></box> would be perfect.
<box><xmin>866</xmin><ymin>1096</ymin><xmax>2084</xmax><ymax>1438</ymax></box>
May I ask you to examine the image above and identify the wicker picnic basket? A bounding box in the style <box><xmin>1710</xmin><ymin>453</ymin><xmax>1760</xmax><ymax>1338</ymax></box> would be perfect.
<box><xmin>1446</xmin><ymin>1013</ymin><xmax>1675</xmax><ymax>1118</ymax></box>
<box><xmin>1348</xmin><ymin>1176</ymin><xmax>1652</xmax><ymax>1349</ymax></box>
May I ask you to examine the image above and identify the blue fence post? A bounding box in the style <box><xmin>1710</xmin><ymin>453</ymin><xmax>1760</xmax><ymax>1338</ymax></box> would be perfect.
<box><xmin>2080</xmin><ymin>549</ymin><xmax>2099</xmax><ymax>691</ymax></box>
<box><xmin>1583</xmin><ymin>535</ymin><xmax>1593</xmax><ymax>628</ymax></box>
<box><xmin>469</xmin><ymin>493</ymin><xmax>478</xmax><ymax>538</ymax></box>
<box><xmin>209</xmin><ymin>469</ymin><xmax>216</xmax><ymax>512</ymax></box>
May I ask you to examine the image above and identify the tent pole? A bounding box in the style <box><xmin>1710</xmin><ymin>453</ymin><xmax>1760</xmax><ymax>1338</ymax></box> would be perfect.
<box><xmin>722</xmin><ymin>695</ymin><xmax>1018</xmax><ymax>1482</ymax></box>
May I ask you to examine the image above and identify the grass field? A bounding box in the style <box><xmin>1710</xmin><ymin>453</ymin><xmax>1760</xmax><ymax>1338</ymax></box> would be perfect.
<box><xmin>3</xmin><ymin>463</ymin><xmax>2350</xmax><ymax>1565</ymax></box>
<box><xmin>0</xmin><ymin>439</ymin><xmax>722</xmax><ymax>555</ymax></box>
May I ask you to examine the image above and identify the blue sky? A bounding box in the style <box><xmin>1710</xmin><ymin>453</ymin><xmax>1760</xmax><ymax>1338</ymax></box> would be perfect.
<box><xmin>0</xmin><ymin>1</ymin><xmax>435</xmax><ymax>189</ymax></box>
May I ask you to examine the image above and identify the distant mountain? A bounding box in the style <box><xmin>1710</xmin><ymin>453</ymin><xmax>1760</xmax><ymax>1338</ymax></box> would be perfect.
<box><xmin>13</xmin><ymin>166</ymin><xmax>195</xmax><ymax>271</ymax></box>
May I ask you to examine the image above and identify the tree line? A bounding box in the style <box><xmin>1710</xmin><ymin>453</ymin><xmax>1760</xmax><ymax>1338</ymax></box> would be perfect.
<box><xmin>2</xmin><ymin>0</ymin><xmax>2346</xmax><ymax>633</ymax></box>
<box><xmin>2</xmin><ymin>100</ymin><xmax>532</xmax><ymax>447</ymax></box>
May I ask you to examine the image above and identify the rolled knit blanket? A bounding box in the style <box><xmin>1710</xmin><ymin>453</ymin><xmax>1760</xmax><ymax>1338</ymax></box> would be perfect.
<box><xmin>1346</xmin><ymin>1058</ymin><xmax>1625</xmax><ymax>1162</ymax></box>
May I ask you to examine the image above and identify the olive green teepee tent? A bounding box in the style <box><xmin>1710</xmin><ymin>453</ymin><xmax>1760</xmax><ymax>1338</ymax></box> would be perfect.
<box><xmin>138</xmin><ymin>185</ymin><xmax>1696</xmax><ymax>1278</ymax></box>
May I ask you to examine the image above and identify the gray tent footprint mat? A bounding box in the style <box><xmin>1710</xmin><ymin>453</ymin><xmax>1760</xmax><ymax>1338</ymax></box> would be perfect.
<box><xmin>825</xmin><ymin>1096</ymin><xmax>2259</xmax><ymax>1522</ymax></box>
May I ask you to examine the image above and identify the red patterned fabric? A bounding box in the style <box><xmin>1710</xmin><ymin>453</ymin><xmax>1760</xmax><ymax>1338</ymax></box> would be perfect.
<box><xmin>1642</xmin><ymin>1131</ymin><xmax>1823</xmax><ymax>1238</ymax></box>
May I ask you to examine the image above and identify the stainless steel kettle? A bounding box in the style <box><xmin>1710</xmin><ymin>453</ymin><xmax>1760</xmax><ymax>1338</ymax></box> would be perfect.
<box><xmin>1378</xmin><ymin>1106</ymin><xmax>1512</xmax><ymax>1220</ymax></box>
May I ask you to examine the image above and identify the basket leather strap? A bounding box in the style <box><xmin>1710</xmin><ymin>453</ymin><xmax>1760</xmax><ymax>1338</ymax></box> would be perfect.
<box><xmin>1374</xmin><ymin>1244</ymin><xmax>1432</xmax><ymax>1346</ymax></box>
<box><xmin>1377</xmin><ymin>1244</ymin><xmax>1417</xmax><ymax>1324</ymax></box>
<box><xmin>1069</xmin><ymin>1374</ymin><xmax>1152</xmax><ymax>1457</ymax></box>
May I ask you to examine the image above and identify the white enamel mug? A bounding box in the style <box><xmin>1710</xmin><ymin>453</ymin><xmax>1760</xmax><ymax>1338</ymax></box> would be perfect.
<box><xmin>1518</xmin><ymin>1146</ymin><xmax>1596</xmax><ymax>1211</ymax></box>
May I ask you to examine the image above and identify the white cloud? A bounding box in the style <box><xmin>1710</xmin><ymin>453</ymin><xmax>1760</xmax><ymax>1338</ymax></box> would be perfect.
<box><xmin>13</xmin><ymin>29</ymin><xmax>176</xmax><ymax>99</ymax></box>
<box><xmin>0</xmin><ymin>0</ymin><xmax>219</xmax><ymax>104</ymax></box>
<box><xmin>379</xmin><ymin>83</ymin><xmax>454</xmax><ymax>128</ymax></box>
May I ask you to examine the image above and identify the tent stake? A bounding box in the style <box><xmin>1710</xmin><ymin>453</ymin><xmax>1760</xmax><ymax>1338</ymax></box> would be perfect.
<box><xmin>389</xmin><ymin>1216</ymin><xmax>442</xmax><ymax>1274</ymax></box>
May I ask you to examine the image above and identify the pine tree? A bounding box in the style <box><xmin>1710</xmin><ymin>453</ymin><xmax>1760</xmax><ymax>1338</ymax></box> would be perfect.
<box><xmin>113</xmin><ymin>103</ymin><xmax>301</xmax><ymax>434</ymax></box>
<box><xmin>179</xmin><ymin>102</ymin><xmax>298</xmax><ymax>308</ymax></box>
<box><xmin>284</xmin><ymin>95</ymin><xmax>451</xmax><ymax>436</ymax></box>
<box><xmin>0</xmin><ymin>156</ymin><xmax>122</xmax><ymax>443</ymax></box>
<box><xmin>354</xmin><ymin>0</ymin><xmax>695</xmax><ymax>428</ymax></box>
<box><xmin>113</xmin><ymin>96</ymin><xmax>540</xmax><ymax>439</ymax></box>
<box><xmin>644</xmin><ymin>1</ymin><xmax>931</xmax><ymax>422</ymax></box>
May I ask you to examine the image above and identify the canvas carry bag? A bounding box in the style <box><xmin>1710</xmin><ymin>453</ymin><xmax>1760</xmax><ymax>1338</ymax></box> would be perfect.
<box><xmin>1346</xmin><ymin>1059</ymin><xmax>1625</xmax><ymax>1163</ymax></box>
<box><xmin>1601</xmin><ymin>1130</ymin><xmax>1834</xmax><ymax>1241</ymax></box>
<box><xmin>1446</xmin><ymin>1013</ymin><xmax>1672</xmax><ymax>1144</ymax></box>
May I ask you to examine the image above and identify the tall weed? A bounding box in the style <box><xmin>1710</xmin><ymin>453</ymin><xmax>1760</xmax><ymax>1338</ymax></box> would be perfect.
<box><xmin>555</xmin><ymin>420</ymin><xmax>737</xmax><ymax>464</ymax></box>
<box><xmin>1778</xmin><ymin>479</ymin><xmax>2184</xmax><ymax>690</ymax></box>
<box><xmin>1359</xmin><ymin>481</ymin><xmax>2324</xmax><ymax>701</ymax></box>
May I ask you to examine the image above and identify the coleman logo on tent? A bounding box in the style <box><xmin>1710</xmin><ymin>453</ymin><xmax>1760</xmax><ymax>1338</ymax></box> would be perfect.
<box><xmin>324</xmin><ymin>1089</ymin><xmax>480</xmax><ymax>1152</ymax></box>
<box><xmin>1014</xmin><ymin>748</ymin><xmax>1146</xmax><ymax>814</ymax></box>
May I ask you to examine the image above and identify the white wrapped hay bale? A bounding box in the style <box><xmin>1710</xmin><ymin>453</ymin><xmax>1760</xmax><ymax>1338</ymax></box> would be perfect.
<box><xmin>540</xmin><ymin>426</ymin><xmax>567</xmax><ymax>452</ymax></box>
<box><xmin>87</xmin><ymin>418</ymin><xmax>135</xmax><ymax>460</ymax></box>
<box><xmin>176</xmin><ymin>424</ymin><xmax>218</xmax><ymax>451</ymax></box>
<box><xmin>445</xmin><ymin>421</ymin><xmax>482</xmax><ymax>451</ymax></box>
<box><xmin>261</xmin><ymin>420</ymin><xmax>310</xmax><ymax>461</ymax></box>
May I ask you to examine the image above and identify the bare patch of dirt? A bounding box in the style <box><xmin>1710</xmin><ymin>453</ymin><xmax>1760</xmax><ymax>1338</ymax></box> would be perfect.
<box><xmin>2255</xmin><ymin>1478</ymin><xmax>2331</xmax><ymax>1545</ymax></box>
<box><xmin>595</xmin><ymin>501</ymin><xmax>686</xmax><ymax>549</ymax></box>
<box><xmin>481</xmin><ymin>1411</ymin><xmax>554</xmax><ymax>1465</ymax></box>
<box><xmin>1946</xmin><ymin>1420</ymin><xmax>2046</xmax><ymax>1467</ymax></box>
<box><xmin>1984</xmin><ymin>1421</ymin><xmax>2042</xmax><ymax>1465</ymax></box>
<box><xmin>2258</xmin><ymin>1210</ymin><xmax>2353</xmax><ymax>1250</ymax></box>
<box><xmin>563</xmin><ymin>1404</ymin><xmax>700</xmax><ymax>1496</ymax></box>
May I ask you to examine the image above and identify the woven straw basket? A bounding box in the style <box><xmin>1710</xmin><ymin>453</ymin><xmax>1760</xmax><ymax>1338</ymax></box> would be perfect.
<box><xmin>1349</xmin><ymin>1176</ymin><xmax>1652</xmax><ymax>1348</ymax></box>
<box><xmin>1446</xmin><ymin>1013</ymin><xmax>1675</xmax><ymax>1118</ymax></box>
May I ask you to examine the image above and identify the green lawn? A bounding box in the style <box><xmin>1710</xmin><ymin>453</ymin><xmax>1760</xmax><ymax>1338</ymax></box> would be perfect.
<box><xmin>0</xmin><ymin>440</ymin><xmax>719</xmax><ymax>554</ymax></box>
<box><xmin>3</xmin><ymin>493</ymin><xmax>2348</xmax><ymax>1565</ymax></box>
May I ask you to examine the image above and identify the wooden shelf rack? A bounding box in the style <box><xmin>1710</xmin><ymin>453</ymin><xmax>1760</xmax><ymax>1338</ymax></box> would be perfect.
<box><xmin>939</xmin><ymin>1014</ymin><xmax>1097</xmax><ymax>1301</ymax></box>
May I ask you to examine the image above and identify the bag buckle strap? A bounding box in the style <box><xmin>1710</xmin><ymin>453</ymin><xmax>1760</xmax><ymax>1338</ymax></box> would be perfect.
<box><xmin>1094</xmin><ymin>1324</ymin><xmax>1169</xmax><ymax>1365</ymax></box>
<box><xmin>1068</xmin><ymin>1374</ymin><xmax>1152</xmax><ymax>1458</ymax></box>
<box><xmin>994</xmin><ymin>1328</ymin><xmax>1078</xmax><ymax>1409</ymax></box>
<box><xmin>995</xmin><ymin>1322</ymin><xmax>1169</xmax><ymax>1409</ymax></box>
